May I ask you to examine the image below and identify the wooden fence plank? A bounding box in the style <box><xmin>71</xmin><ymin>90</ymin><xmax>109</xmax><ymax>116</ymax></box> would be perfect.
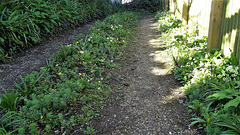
<box><xmin>207</xmin><ymin>0</ymin><xmax>224</xmax><ymax>51</ymax></box>
<box><xmin>170</xmin><ymin>0</ymin><xmax>176</xmax><ymax>15</ymax></box>
<box><xmin>220</xmin><ymin>0</ymin><xmax>240</xmax><ymax>58</ymax></box>
<box><xmin>182</xmin><ymin>0</ymin><xmax>188</xmax><ymax>26</ymax></box>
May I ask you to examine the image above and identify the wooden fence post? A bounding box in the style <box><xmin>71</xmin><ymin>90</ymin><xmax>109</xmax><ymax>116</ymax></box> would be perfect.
<box><xmin>207</xmin><ymin>0</ymin><xmax>224</xmax><ymax>50</ymax></box>
<box><xmin>182</xmin><ymin>0</ymin><xmax>188</xmax><ymax>26</ymax></box>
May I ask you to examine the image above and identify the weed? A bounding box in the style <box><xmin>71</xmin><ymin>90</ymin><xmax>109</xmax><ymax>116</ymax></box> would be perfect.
<box><xmin>84</xmin><ymin>126</ymin><xmax>96</xmax><ymax>135</ymax></box>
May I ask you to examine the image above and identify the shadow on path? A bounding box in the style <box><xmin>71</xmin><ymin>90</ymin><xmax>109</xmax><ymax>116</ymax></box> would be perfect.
<box><xmin>93</xmin><ymin>15</ymin><xmax>201</xmax><ymax>135</ymax></box>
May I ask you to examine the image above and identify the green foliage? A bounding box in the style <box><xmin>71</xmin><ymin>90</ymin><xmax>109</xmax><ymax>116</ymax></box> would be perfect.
<box><xmin>215</xmin><ymin>114</ymin><xmax>240</xmax><ymax>134</ymax></box>
<box><xmin>0</xmin><ymin>92</ymin><xmax>19</xmax><ymax>112</ymax></box>
<box><xmin>0</xmin><ymin>112</ymin><xmax>23</xmax><ymax>135</ymax></box>
<box><xmin>84</xmin><ymin>126</ymin><xmax>97</xmax><ymax>135</ymax></box>
<box><xmin>131</xmin><ymin>0</ymin><xmax>163</xmax><ymax>13</ymax></box>
<box><xmin>156</xmin><ymin>12</ymin><xmax>182</xmax><ymax>33</ymax></box>
<box><xmin>15</xmin><ymin>72</ymin><xmax>44</xmax><ymax>97</ymax></box>
<box><xmin>156</xmin><ymin>11</ymin><xmax>240</xmax><ymax>134</ymax></box>
<box><xmin>0</xmin><ymin>0</ymin><xmax>115</xmax><ymax>63</ymax></box>
<box><xmin>0</xmin><ymin>12</ymin><xmax>138</xmax><ymax>134</ymax></box>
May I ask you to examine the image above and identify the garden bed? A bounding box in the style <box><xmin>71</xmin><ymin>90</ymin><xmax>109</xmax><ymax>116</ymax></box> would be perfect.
<box><xmin>0</xmin><ymin>12</ymin><xmax>139</xmax><ymax>134</ymax></box>
<box><xmin>156</xmin><ymin>11</ymin><xmax>240</xmax><ymax>134</ymax></box>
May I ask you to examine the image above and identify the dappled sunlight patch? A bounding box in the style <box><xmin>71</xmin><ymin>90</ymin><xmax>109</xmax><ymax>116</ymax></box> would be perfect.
<box><xmin>161</xmin><ymin>87</ymin><xmax>185</xmax><ymax>104</ymax></box>
<box><xmin>146</xmin><ymin>21</ymin><xmax>174</xmax><ymax>77</ymax></box>
<box><xmin>148</xmin><ymin>39</ymin><xmax>160</xmax><ymax>46</ymax></box>
<box><xmin>150</xmin><ymin>23</ymin><xmax>159</xmax><ymax>30</ymax></box>
<box><xmin>150</xmin><ymin>66</ymin><xmax>170</xmax><ymax>76</ymax></box>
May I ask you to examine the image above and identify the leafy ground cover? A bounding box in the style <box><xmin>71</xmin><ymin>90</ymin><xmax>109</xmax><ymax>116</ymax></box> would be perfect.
<box><xmin>0</xmin><ymin>0</ymin><xmax>115</xmax><ymax>63</ymax></box>
<box><xmin>156</xmin><ymin>12</ymin><xmax>240</xmax><ymax>134</ymax></box>
<box><xmin>0</xmin><ymin>12</ymin><xmax>139</xmax><ymax>134</ymax></box>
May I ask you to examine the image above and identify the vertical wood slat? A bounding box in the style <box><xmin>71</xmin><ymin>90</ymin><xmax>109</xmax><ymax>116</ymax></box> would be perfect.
<box><xmin>220</xmin><ymin>0</ymin><xmax>240</xmax><ymax>58</ymax></box>
<box><xmin>219</xmin><ymin>0</ymin><xmax>227</xmax><ymax>51</ymax></box>
<box><xmin>222</xmin><ymin>1</ymin><xmax>229</xmax><ymax>55</ymax></box>
<box><xmin>207</xmin><ymin>0</ymin><xmax>224</xmax><ymax>50</ymax></box>
<box><xmin>182</xmin><ymin>0</ymin><xmax>188</xmax><ymax>26</ymax></box>
<box><xmin>237</xmin><ymin>12</ymin><xmax>240</xmax><ymax>64</ymax></box>
<box><xmin>170</xmin><ymin>0</ymin><xmax>176</xmax><ymax>16</ymax></box>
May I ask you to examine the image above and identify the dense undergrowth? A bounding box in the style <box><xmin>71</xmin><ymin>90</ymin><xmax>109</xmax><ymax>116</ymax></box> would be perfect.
<box><xmin>0</xmin><ymin>0</ymin><xmax>116</xmax><ymax>63</ymax></box>
<box><xmin>156</xmin><ymin>12</ymin><xmax>240</xmax><ymax>134</ymax></box>
<box><xmin>0</xmin><ymin>12</ymin><xmax>139</xmax><ymax>134</ymax></box>
<box><xmin>128</xmin><ymin>0</ymin><xmax>164</xmax><ymax>13</ymax></box>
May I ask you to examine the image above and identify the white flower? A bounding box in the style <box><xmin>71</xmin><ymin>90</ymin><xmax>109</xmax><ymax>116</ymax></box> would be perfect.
<box><xmin>205</xmin><ymin>62</ymin><xmax>211</xmax><ymax>68</ymax></box>
<box><xmin>199</xmin><ymin>61</ymin><xmax>204</xmax><ymax>67</ymax></box>
<box><xmin>205</xmin><ymin>54</ymin><xmax>208</xmax><ymax>58</ymax></box>
<box><xmin>217</xmin><ymin>74</ymin><xmax>223</xmax><ymax>79</ymax></box>
<box><xmin>221</xmin><ymin>70</ymin><xmax>226</xmax><ymax>76</ymax></box>
<box><xmin>226</xmin><ymin>65</ymin><xmax>233</xmax><ymax>71</ymax></box>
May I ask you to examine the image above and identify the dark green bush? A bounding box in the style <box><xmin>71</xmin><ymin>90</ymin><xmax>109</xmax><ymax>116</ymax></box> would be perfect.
<box><xmin>129</xmin><ymin>0</ymin><xmax>162</xmax><ymax>13</ymax></box>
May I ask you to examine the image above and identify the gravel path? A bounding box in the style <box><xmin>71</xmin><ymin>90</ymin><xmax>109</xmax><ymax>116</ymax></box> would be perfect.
<box><xmin>0</xmin><ymin>21</ymin><xmax>96</xmax><ymax>93</ymax></box>
<box><xmin>94</xmin><ymin>14</ymin><xmax>201</xmax><ymax>135</ymax></box>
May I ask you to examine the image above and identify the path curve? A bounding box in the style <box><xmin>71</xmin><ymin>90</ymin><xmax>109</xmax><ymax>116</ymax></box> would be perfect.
<box><xmin>0</xmin><ymin>21</ymin><xmax>96</xmax><ymax>93</ymax></box>
<box><xmin>94</xmin><ymin>15</ymin><xmax>200</xmax><ymax>135</ymax></box>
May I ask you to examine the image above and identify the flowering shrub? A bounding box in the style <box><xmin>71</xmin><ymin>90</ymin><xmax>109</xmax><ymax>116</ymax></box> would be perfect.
<box><xmin>156</xmin><ymin>11</ymin><xmax>240</xmax><ymax>134</ymax></box>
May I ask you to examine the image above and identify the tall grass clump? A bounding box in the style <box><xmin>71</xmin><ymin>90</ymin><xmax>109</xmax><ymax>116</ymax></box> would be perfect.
<box><xmin>0</xmin><ymin>0</ymin><xmax>115</xmax><ymax>63</ymax></box>
<box><xmin>156</xmin><ymin>11</ymin><xmax>240</xmax><ymax>134</ymax></box>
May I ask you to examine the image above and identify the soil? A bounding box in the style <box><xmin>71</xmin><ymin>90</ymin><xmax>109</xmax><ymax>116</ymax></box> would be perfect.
<box><xmin>93</xmin><ymin>15</ymin><xmax>204</xmax><ymax>135</ymax></box>
<box><xmin>0</xmin><ymin>20</ymin><xmax>97</xmax><ymax>94</ymax></box>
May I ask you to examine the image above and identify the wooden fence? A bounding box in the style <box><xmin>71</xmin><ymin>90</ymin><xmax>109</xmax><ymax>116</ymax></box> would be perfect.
<box><xmin>166</xmin><ymin>0</ymin><xmax>240</xmax><ymax>61</ymax></box>
<box><xmin>169</xmin><ymin>0</ymin><xmax>212</xmax><ymax>36</ymax></box>
<box><xmin>219</xmin><ymin>0</ymin><xmax>240</xmax><ymax>58</ymax></box>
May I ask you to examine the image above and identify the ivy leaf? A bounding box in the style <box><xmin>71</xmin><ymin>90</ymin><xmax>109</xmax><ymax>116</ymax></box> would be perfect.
<box><xmin>224</xmin><ymin>96</ymin><xmax>240</xmax><ymax>110</ymax></box>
